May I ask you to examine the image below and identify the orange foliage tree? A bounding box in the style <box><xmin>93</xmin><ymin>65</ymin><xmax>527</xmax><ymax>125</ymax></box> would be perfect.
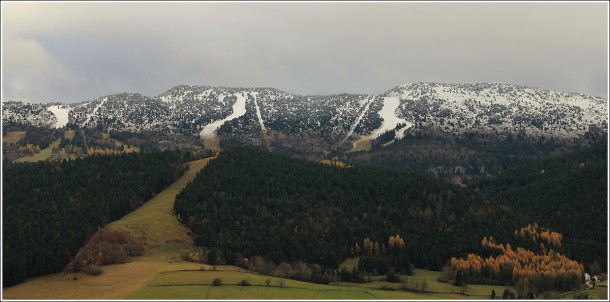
<box><xmin>450</xmin><ymin>226</ymin><xmax>583</xmax><ymax>292</ymax></box>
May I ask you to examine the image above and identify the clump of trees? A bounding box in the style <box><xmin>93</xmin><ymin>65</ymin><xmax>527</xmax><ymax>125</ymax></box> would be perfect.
<box><xmin>64</xmin><ymin>229</ymin><xmax>144</xmax><ymax>274</ymax></box>
<box><xmin>354</xmin><ymin>235</ymin><xmax>413</xmax><ymax>277</ymax></box>
<box><xmin>447</xmin><ymin>226</ymin><xmax>584</xmax><ymax>292</ymax></box>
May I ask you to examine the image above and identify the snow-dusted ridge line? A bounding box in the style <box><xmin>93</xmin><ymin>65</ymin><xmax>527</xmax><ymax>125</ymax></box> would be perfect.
<box><xmin>199</xmin><ymin>93</ymin><xmax>248</xmax><ymax>139</ymax></box>
<box><xmin>4</xmin><ymin>82</ymin><xmax>606</xmax><ymax>144</ymax></box>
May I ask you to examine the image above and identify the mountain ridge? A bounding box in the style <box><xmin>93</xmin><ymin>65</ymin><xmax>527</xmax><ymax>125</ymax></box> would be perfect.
<box><xmin>3</xmin><ymin>82</ymin><xmax>607</xmax><ymax>152</ymax></box>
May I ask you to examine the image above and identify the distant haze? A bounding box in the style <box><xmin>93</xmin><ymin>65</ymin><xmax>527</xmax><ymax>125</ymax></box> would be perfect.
<box><xmin>1</xmin><ymin>1</ymin><xmax>608</xmax><ymax>103</ymax></box>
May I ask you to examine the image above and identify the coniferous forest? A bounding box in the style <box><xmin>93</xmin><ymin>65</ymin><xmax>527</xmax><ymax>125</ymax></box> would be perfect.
<box><xmin>478</xmin><ymin>141</ymin><xmax>608</xmax><ymax>274</ymax></box>
<box><xmin>174</xmin><ymin>147</ymin><xmax>508</xmax><ymax>271</ymax></box>
<box><xmin>174</xmin><ymin>143</ymin><xmax>606</xmax><ymax>289</ymax></box>
<box><xmin>2</xmin><ymin>151</ymin><xmax>190</xmax><ymax>287</ymax></box>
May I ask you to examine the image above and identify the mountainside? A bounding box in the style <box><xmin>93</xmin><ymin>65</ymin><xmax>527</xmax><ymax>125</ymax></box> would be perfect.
<box><xmin>3</xmin><ymin>83</ymin><xmax>607</xmax><ymax>151</ymax></box>
<box><xmin>478</xmin><ymin>141</ymin><xmax>608</xmax><ymax>273</ymax></box>
<box><xmin>388</xmin><ymin>82</ymin><xmax>607</xmax><ymax>139</ymax></box>
<box><xmin>173</xmin><ymin>145</ymin><xmax>606</xmax><ymax>276</ymax></box>
<box><xmin>174</xmin><ymin>147</ymin><xmax>505</xmax><ymax>271</ymax></box>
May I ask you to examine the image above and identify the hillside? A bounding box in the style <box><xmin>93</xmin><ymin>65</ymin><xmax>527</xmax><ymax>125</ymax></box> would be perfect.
<box><xmin>174</xmin><ymin>147</ymin><xmax>510</xmax><ymax>272</ymax></box>
<box><xmin>478</xmin><ymin>141</ymin><xmax>608</xmax><ymax>273</ymax></box>
<box><xmin>2</xmin><ymin>151</ymin><xmax>191</xmax><ymax>287</ymax></box>
<box><xmin>174</xmin><ymin>145</ymin><xmax>607</xmax><ymax>280</ymax></box>
<box><xmin>3</xmin><ymin>82</ymin><xmax>606</xmax><ymax>152</ymax></box>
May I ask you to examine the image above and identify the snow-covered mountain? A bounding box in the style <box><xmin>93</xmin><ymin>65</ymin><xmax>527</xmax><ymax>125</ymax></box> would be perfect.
<box><xmin>387</xmin><ymin>82</ymin><xmax>607</xmax><ymax>139</ymax></box>
<box><xmin>2</xmin><ymin>82</ymin><xmax>607</xmax><ymax>150</ymax></box>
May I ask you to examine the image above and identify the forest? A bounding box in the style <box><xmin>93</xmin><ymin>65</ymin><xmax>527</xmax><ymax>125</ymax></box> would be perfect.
<box><xmin>174</xmin><ymin>147</ymin><xmax>509</xmax><ymax>272</ymax></box>
<box><xmin>2</xmin><ymin>151</ymin><xmax>191</xmax><ymax>287</ymax></box>
<box><xmin>478</xmin><ymin>140</ymin><xmax>608</xmax><ymax>275</ymax></box>
<box><xmin>174</xmin><ymin>142</ymin><xmax>606</xmax><ymax>291</ymax></box>
<box><xmin>344</xmin><ymin>125</ymin><xmax>593</xmax><ymax>181</ymax></box>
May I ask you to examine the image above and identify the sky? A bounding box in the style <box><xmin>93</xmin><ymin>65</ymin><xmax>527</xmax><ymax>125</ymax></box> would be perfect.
<box><xmin>1</xmin><ymin>1</ymin><xmax>608</xmax><ymax>103</ymax></box>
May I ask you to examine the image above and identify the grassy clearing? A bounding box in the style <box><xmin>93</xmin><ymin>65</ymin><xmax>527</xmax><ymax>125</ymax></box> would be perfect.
<box><xmin>126</xmin><ymin>264</ymin><xmax>517</xmax><ymax>300</ymax></box>
<box><xmin>64</xmin><ymin>129</ymin><xmax>75</xmax><ymax>140</ymax></box>
<box><xmin>127</xmin><ymin>285</ymin><xmax>380</xmax><ymax>300</ymax></box>
<box><xmin>128</xmin><ymin>270</ymin><xmax>388</xmax><ymax>300</ymax></box>
<box><xmin>337</xmin><ymin>268</ymin><xmax>516</xmax><ymax>300</ymax></box>
<box><xmin>561</xmin><ymin>284</ymin><xmax>608</xmax><ymax>300</ymax></box>
<box><xmin>3</xmin><ymin>131</ymin><xmax>26</xmax><ymax>144</ymax></box>
<box><xmin>203</xmin><ymin>136</ymin><xmax>221</xmax><ymax>151</ymax></box>
<box><xmin>114</xmin><ymin>139</ymin><xmax>140</xmax><ymax>153</ymax></box>
<box><xmin>106</xmin><ymin>158</ymin><xmax>213</xmax><ymax>255</ymax></box>
<box><xmin>350</xmin><ymin>138</ymin><xmax>371</xmax><ymax>152</ymax></box>
<box><xmin>126</xmin><ymin>268</ymin><xmax>503</xmax><ymax>300</ymax></box>
<box><xmin>144</xmin><ymin>270</ymin><xmax>330</xmax><ymax>289</ymax></box>
<box><xmin>14</xmin><ymin>139</ymin><xmax>61</xmax><ymax>163</ymax></box>
<box><xmin>339</xmin><ymin>257</ymin><xmax>359</xmax><ymax>271</ymax></box>
<box><xmin>2</xmin><ymin>260</ymin><xmax>206</xmax><ymax>299</ymax></box>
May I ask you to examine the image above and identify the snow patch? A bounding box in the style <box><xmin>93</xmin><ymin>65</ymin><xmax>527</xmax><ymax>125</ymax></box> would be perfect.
<box><xmin>47</xmin><ymin>105</ymin><xmax>70</xmax><ymax>128</ymax></box>
<box><xmin>251</xmin><ymin>92</ymin><xmax>267</xmax><ymax>131</ymax></box>
<box><xmin>367</xmin><ymin>96</ymin><xmax>413</xmax><ymax>140</ymax></box>
<box><xmin>200</xmin><ymin>94</ymin><xmax>248</xmax><ymax>139</ymax></box>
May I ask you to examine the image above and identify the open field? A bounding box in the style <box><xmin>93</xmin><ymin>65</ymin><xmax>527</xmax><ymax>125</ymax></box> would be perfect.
<box><xmin>105</xmin><ymin>157</ymin><xmax>213</xmax><ymax>255</ymax></box>
<box><xmin>125</xmin><ymin>267</ymin><xmax>511</xmax><ymax>300</ymax></box>
<box><xmin>338</xmin><ymin>268</ymin><xmax>516</xmax><ymax>300</ymax></box>
<box><xmin>350</xmin><ymin>137</ymin><xmax>371</xmax><ymax>152</ymax></box>
<box><xmin>560</xmin><ymin>281</ymin><xmax>608</xmax><ymax>300</ymax></box>
<box><xmin>3</xmin><ymin>131</ymin><xmax>26</xmax><ymax>144</ymax></box>
<box><xmin>14</xmin><ymin>138</ymin><xmax>61</xmax><ymax>163</ymax></box>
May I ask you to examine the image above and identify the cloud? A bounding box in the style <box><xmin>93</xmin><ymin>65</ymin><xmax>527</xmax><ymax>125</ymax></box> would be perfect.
<box><xmin>2</xmin><ymin>34</ymin><xmax>85</xmax><ymax>102</ymax></box>
<box><xmin>1</xmin><ymin>2</ymin><xmax>607</xmax><ymax>103</ymax></box>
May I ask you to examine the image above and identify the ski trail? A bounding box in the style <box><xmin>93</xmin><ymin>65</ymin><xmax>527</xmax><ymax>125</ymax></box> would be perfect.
<box><xmin>47</xmin><ymin>105</ymin><xmax>70</xmax><ymax>129</ymax></box>
<box><xmin>82</xmin><ymin>97</ymin><xmax>107</xmax><ymax>127</ymax></box>
<box><xmin>199</xmin><ymin>94</ymin><xmax>247</xmax><ymax>140</ymax></box>
<box><xmin>251</xmin><ymin>92</ymin><xmax>266</xmax><ymax>131</ymax></box>
<box><xmin>367</xmin><ymin>96</ymin><xmax>413</xmax><ymax>143</ymax></box>
<box><xmin>340</xmin><ymin>96</ymin><xmax>374</xmax><ymax>145</ymax></box>
<box><xmin>252</xmin><ymin>93</ymin><xmax>272</xmax><ymax>151</ymax></box>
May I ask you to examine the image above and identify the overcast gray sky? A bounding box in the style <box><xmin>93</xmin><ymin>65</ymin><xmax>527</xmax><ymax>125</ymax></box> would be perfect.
<box><xmin>1</xmin><ymin>1</ymin><xmax>608</xmax><ymax>103</ymax></box>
